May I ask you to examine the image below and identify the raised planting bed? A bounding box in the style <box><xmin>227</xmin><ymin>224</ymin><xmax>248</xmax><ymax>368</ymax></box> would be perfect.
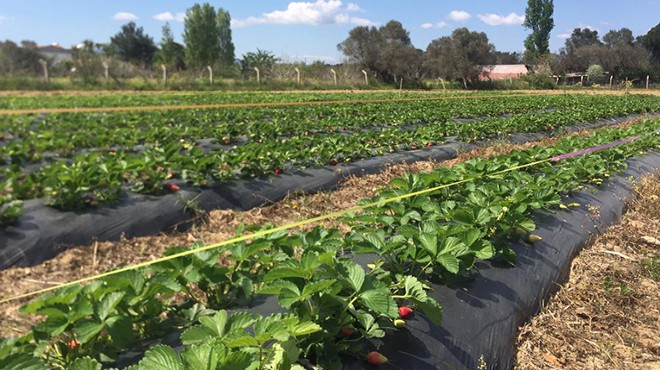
<box><xmin>0</xmin><ymin>109</ymin><xmax>653</xmax><ymax>269</ymax></box>
<box><xmin>1</xmin><ymin>92</ymin><xmax>658</xmax><ymax>269</ymax></box>
<box><xmin>0</xmin><ymin>120</ymin><xmax>657</xmax><ymax>369</ymax></box>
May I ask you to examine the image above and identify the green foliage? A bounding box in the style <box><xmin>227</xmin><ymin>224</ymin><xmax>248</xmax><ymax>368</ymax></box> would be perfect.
<box><xmin>338</xmin><ymin>20</ymin><xmax>423</xmax><ymax>84</ymax></box>
<box><xmin>1</xmin><ymin>115</ymin><xmax>659</xmax><ymax>368</ymax></box>
<box><xmin>565</xmin><ymin>28</ymin><xmax>602</xmax><ymax>53</ymax></box>
<box><xmin>424</xmin><ymin>27</ymin><xmax>495</xmax><ymax>85</ymax></box>
<box><xmin>155</xmin><ymin>23</ymin><xmax>186</xmax><ymax>71</ymax></box>
<box><xmin>587</xmin><ymin>64</ymin><xmax>605</xmax><ymax>84</ymax></box>
<box><xmin>523</xmin><ymin>0</ymin><xmax>554</xmax><ymax>62</ymax></box>
<box><xmin>0</xmin><ymin>40</ymin><xmax>44</xmax><ymax>76</ymax></box>
<box><xmin>183</xmin><ymin>3</ymin><xmax>235</xmax><ymax>69</ymax></box>
<box><xmin>640</xmin><ymin>22</ymin><xmax>660</xmax><ymax>62</ymax></box>
<box><xmin>110</xmin><ymin>22</ymin><xmax>158</xmax><ymax>68</ymax></box>
<box><xmin>240</xmin><ymin>49</ymin><xmax>279</xmax><ymax>77</ymax></box>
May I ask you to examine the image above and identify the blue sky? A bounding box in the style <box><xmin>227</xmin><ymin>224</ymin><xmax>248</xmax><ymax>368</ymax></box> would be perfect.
<box><xmin>1</xmin><ymin>1</ymin><xmax>659</xmax><ymax>63</ymax></box>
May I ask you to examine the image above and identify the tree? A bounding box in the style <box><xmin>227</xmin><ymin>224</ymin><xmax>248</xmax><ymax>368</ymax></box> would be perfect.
<box><xmin>240</xmin><ymin>49</ymin><xmax>279</xmax><ymax>77</ymax></box>
<box><xmin>337</xmin><ymin>25</ymin><xmax>383</xmax><ymax>73</ymax></box>
<box><xmin>216</xmin><ymin>8</ymin><xmax>235</xmax><ymax>66</ymax></box>
<box><xmin>523</xmin><ymin>0</ymin><xmax>554</xmax><ymax>62</ymax></box>
<box><xmin>494</xmin><ymin>51</ymin><xmax>522</xmax><ymax>64</ymax></box>
<box><xmin>183</xmin><ymin>3</ymin><xmax>235</xmax><ymax>68</ymax></box>
<box><xmin>603</xmin><ymin>28</ymin><xmax>634</xmax><ymax>48</ymax></box>
<box><xmin>565</xmin><ymin>28</ymin><xmax>602</xmax><ymax>52</ymax></box>
<box><xmin>641</xmin><ymin>22</ymin><xmax>660</xmax><ymax>63</ymax></box>
<box><xmin>0</xmin><ymin>40</ymin><xmax>43</xmax><ymax>75</ymax></box>
<box><xmin>109</xmin><ymin>22</ymin><xmax>158</xmax><ymax>68</ymax></box>
<box><xmin>586</xmin><ymin>64</ymin><xmax>605</xmax><ymax>83</ymax></box>
<box><xmin>424</xmin><ymin>28</ymin><xmax>495</xmax><ymax>87</ymax></box>
<box><xmin>338</xmin><ymin>20</ymin><xmax>423</xmax><ymax>83</ymax></box>
<box><xmin>155</xmin><ymin>23</ymin><xmax>185</xmax><ymax>70</ymax></box>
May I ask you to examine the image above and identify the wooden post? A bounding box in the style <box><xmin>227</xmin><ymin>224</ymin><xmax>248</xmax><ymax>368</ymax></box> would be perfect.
<box><xmin>555</xmin><ymin>76</ymin><xmax>559</xmax><ymax>84</ymax></box>
<box><xmin>361</xmin><ymin>70</ymin><xmax>368</xmax><ymax>85</ymax></box>
<box><xmin>294</xmin><ymin>67</ymin><xmax>301</xmax><ymax>85</ymax></box>
<box><xmin>207</xmin><ymin>66</ymin><xmax>213</xmax><ymax>84</ymax></box>
<box><xmin>647</xmin><ymin>75</ymin><xmax>650</xmax><ymax>89</ymax></box>
<box><xmin>161</xmin><ymin>64</ymin><xmax>167</xmax><ymax>85</ymax></box>
<box><xmin>254</xmin><ymin>67</ymin><xmax>260</xmax><ymax>84</ymax></box>
<box><xmin>439</xmin><ymin>78</ymin><xmax>446</xmax><ymax>90</ymax></box>
<box><xmin>609</xmin><ymin>75</ymin><xmax>613</xmax><ymax>88</ymax></box>
<box><xmin>38</xmin><ymin>59</ymin><xmax>49</xmax><ymax>83</ymax></box>
<box><xmin>399</xmin><ymin>78</ymin><xmax>403</xmax><ymax>90</ymax></box>
<box><xmin>580</xmin><ymin>75</ymin><xmax>584</xmax><ymax>86</ymax></box>
<box><xmin>102</xmin><ymin>61</ymin><xmax>109</xmax><ymax>82</ymax></box>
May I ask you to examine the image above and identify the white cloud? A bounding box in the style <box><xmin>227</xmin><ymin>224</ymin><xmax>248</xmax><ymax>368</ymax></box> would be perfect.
<box><xmin>448</xmin><ymin>10</ymin><xmax>471</xmax><ymax>22</ymax></box>
<box><xmin>113</xmin><ymin>12</ymin><xmax>138</xmax><ymax>21</ymax></box>
<box><xmin>421</xmin><ymin>21</ymin><xmax>448</xmax><ymax>29</ymax></box>
<box><xmin>557</xmin><ymin>33</ymin><xmax>571</xmax><ymax>39</ymax></box>
<box><xmin>477</xmin><ymin>12</ymin><xmax>524</xmax><ymax>26</ymax></box>
<box><xmin>346</xmin><ymin>3</ymin><xmax>361</xmax><ymax>12</ymax></box>
<box><xmin>153</xmin><ymin>12</ymin><xmax>185</xmax><ymax>22</ymax></box>
<box><xmin>350</xmin><ymin>17</ymin><xmax>375</xmax><ymax>26</ymax></box>
<box><xmin>232</xmin><ymin>0</ymin><xmax>374</xmax><ymax>27</ymax></box>
<box><xmin>0</xmin><ymin>15</ymin><xmax>8</xmax><ymax>23</ymax></box>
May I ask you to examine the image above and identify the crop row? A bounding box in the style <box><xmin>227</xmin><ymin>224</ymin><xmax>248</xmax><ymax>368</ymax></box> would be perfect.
<box><xmin>1</xmin><ymin>119</ymin><xmax>658</xmax><ymax>369</ymax></box>
<box><xmin>0</xmin><ymin>94</ymin><xmax>658</xmax><ymax>217</ymax></box>
<box><xmin>0</xmin><ymin>90</ymin><xmax>529</xmax><ymax>110</ymax></box>
<box><xmin>3</xmin><ymin>94</ymin><xmax>656</xmax><ymax>161</ymax></box>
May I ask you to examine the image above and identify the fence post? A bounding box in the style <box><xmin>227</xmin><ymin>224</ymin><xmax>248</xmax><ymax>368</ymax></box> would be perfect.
<box><xmin>254</xmin><ymin>67</ymin><xmax>260</xmax><ymax>84</ymax></box>
<box><xmin>38</xmin><ymin>59</ymin><xmax>49</xmax><ymax>83</ymax></box>
<box><xmin>399</xmin><ymin>78</ymin><xmax>403</xmax><ymax>90</ymax></box>
<box><xmin>609</xmin><ymin>75</ymin><xmax>613</xmax><ymax>88</ymax></box>
<box><xmin>361</xmin><ymin>70</ymin><xmax>368</xmax><ymax>85</ymax></box>
<box><xmin>330</xmin><ymin>69</ymin><xmax>337</xmax><ymax>86</ymax></box>
<box><xmin>161</xmin><ymin>64</ymin><xmax>167</xmax><ymax>85</ymax></box>
<box><xmin>647</xmin><ymin>75</ymin><xmax>650</xmax><ymax>89</ymax></box>
<box><xmin>102</xmin><ymin>61</ymin><xmax>109</xmax><ymax>82</ymax></box>
<box><xmin>207</xmin><ymin>66</ymin><xmax>213</xmax><ymax>84</ymax></box>
<box><xmin>295</xmin><ymin>67</ymin><xmax>301</xmax><ymax>85</ymax></box>
<box><xmin>439</xmin><ymin>78</ymin><xmax>446</xmax><ymax>90</ymax></box>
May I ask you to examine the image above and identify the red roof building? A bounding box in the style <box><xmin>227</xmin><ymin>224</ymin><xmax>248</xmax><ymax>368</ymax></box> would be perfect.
<box><xmin>479</xmin><ymin>64</ymin><xmax>529</xmax><ymax>81</ymax></box>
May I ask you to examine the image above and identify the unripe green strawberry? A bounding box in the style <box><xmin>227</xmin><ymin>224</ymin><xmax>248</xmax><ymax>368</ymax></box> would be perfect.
<box><xmin>367</xmin><ymin>351</ymin><xmax>388</xmax><ymax>365</ymax></box>
<box><xmin>527</xmin><ymin>234</ymin><xmax>542</xmax><ymax>243</ymax></box>
<box><xmin>514</xmin><ymin>227</ymin><xmax>528</xmax><ymax>237</ymax></box>
<box><xmin>394</xmin><ymin>319</ymin><xmax>405</xmax><ymax>328</ymax></box>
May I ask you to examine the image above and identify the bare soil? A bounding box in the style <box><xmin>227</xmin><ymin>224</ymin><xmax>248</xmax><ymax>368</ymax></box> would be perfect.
<box><xmin>515</xmin><ymin>175</ymin><xmax>660</xmax><ymax>370</ymax></box>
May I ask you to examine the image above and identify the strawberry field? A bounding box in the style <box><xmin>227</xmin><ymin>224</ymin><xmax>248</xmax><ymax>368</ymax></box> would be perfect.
<box><xmin>0</xmin><ymin>91</ymin><xmax>659</xmax><ymax>369</ymax></box>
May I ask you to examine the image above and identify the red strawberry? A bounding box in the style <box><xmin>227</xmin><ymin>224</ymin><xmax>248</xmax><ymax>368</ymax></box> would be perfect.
<box><xmin>164</xmin><ymin>183</ymin><xmax>180</xmax><ymax>192</ymax></box>
<box><xmin>398</xmin><ymin>306</ymin><xmax>413</xmax><ymax>318</ymax></box>
<box><xmin>341</xmin><ymin>327</ymin><xmax>354</xmax><ymax>337</ymax></box>
<box><xmin>67</xmin><ymin>339</ymin><xmax>79</xmax><ymax>349</ymax></box>
<box><xmin>329</xmin><ymin>159</ymin><xmax>338</xmax><ymax>166</ymax></box>
<box><xmin>274</xmin><ymin>168</ymin><xmax>283</xmax><ymax>175</ymax></box>
<box><xmin>411</xmin><ymin>145</ymin><xmax>419</xmax><ymax>150</ymax></box>
<box><xmin>367</xmin><ymin>351</ymin><xmax>388</xmax><ymax>365</ymax></box>
<box><xmin>426</xmin><ymin>141</ymin><xmax>433</xmax><ymax>147</ymax></box>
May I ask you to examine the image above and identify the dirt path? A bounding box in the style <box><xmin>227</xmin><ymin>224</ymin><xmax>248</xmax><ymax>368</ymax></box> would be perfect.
<box><xmin>515</xmin><ymin>175</ymin><xmax>660</xmax><ymax>370</ymax></box>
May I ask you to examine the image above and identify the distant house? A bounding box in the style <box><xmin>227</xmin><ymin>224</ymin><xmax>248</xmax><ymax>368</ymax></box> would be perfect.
<box><xmin>479</xmin><ymin>64</ymin><xmax>529</xmax><ymax>81</ymax></box>
<box><xmin>36</xmin><ymin>43</ymin><xmax>73</xmax><ymax>65</ymax></box>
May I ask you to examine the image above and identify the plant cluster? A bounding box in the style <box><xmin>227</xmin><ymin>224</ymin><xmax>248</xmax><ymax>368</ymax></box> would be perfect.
<box><xmin>1</xmin><ymin>93</ymin><xmax>657</xmax><ymax>216</ymax></box>
<box><xmin>0</xmin><ymin>119</ymin><xmax>657</xmax><ymax>369</ymax></box>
